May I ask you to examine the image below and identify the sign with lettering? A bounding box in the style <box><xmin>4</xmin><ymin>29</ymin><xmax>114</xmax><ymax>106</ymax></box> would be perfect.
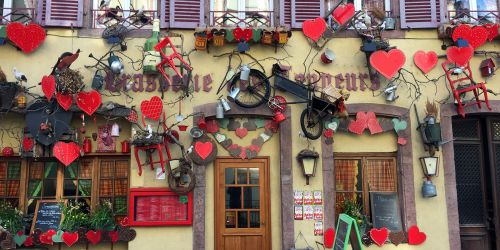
<box><xmin>370</xmin><ymin>192</ymin><xmax>403</xmax><ymax>232</ymax></box>
<box><xmin>294</xmin><ymin>72</ymin><xmax>381</xmax><ymax>91</ymax></box>
<box><xmin>104</xmin><ymin>73</ymin><xmax>213</xmax><ymax>93</ymax></box>
<box><xmin>333</xmin><ymin>213</ymin><xmax>363</xmax><ymax>250</ymax></box>
<box><xmin>31</xmin><ymin>200</ymin><xmax>66</xmax><ymax>232</ymax></box>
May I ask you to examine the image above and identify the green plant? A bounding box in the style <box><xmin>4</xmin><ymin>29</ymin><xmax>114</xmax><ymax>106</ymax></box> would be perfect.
<box><xmin>60</xmin><ymin>201</ymin><xmax>90</xmax><ymax>231</ymax></box>
<box><xmin>89</xmin><ymin>200</ymin><xmax>116</xmax><ymax>231</ymax></box>
<box><xmin>0</xmin><ymin>201</ymin><xmax>24</xmax><ymax>233</ymax></box>
<box><xmin>338</xmin><ymin>195</ymin><xmax>364</xmax><ymax>225</ymax></box>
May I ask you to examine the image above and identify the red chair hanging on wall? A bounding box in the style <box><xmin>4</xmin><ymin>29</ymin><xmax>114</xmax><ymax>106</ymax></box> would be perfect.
<box><xmin>133</xmin><ymin>113</ymin><xmax>167</xmax><ymax>176</ymax></box>
<box><xmin>442</xmin><ymin>60</ymin><xmax>492</xmax><ymax>117</ymax></box>
<box><xmin>155</xmin><ymin>36</ymin><xmax>193</xmax><ymax>85</ymax></box>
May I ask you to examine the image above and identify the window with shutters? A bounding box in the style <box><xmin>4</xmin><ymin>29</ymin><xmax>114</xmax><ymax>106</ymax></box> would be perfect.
<box><xmin>210</xmin><ymin>0</ymin><xmax>274</xmax><ymax>27</ymax></box>
<box><xmin>447</xmin><ymin>0</ymin><xmax>498</xmax><ymax>24</ymax></box>
<box><xmin>163</xmin><ymin>0</ymin><xmax>204</xmax><ymax>29</ymax></box>
<box><xmin>400</xmin><ymin>0</ymin><xmax>443</xmax><ymax>29</ymax></box>
<box><xmin>92</xmin><ymin>0</ymin><xmax>158</xmax><ymax>28</ymax></box>
<box><xmin>36</xmin><ymin>0</ymin><xmax>84</xmax><ymax>27</ymax></box>
<box><xmin>0</xmin><ymin>0</ymin><xmax>34</xmax><ymax>25</ymax></box>
<box><xmin>281</xmin><ymin>0</ymin><xmax>324</xmax><ymax>28</ymax></box>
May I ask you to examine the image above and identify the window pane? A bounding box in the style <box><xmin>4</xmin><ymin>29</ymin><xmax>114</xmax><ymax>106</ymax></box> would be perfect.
<box><xmin>64</xmin><ymin>180</ymin><xmax>78</xmax><ymax>196</ymax></box>
<box><xmin>237</xmin><ymin>168</ymin><xmax>247</xmax><ymax>184</ymax></box>
<box><xmin>114</xmin><ymin>179</ymin><xmax>128</xmax><ymax>196</ymax></box>
<box><xmin>114</xmin><ymin>196</ymin><xmax>127</xmax><ymax>215</ymax></box>
<box><xmin>6</xmin><ymin>180</ymin><xmax>19</xmax><ymax>196</ymax></box>
<box><xmin>131</xmin><ymin>0</ymin><xmax>157</xmax><ymax>10</ymax></box>
<box><xmin>43</xmin><ymin>180</ymin><xmax>57</xmax><ymax>196</ymax></box>
<box><xmin>249</xmin><ymin>211</ymin><xmax>260</xmax><ymax>228</ymax></box>
<box><xmin>226</xmin><ymin>187</ymin><xmax>242</xmax><ymax>209</ymax></box>
<box><xmin>238</xmin><ymin>211</ymin><xmax>248</xmax><ymax>228</ymax></box>
<box><xmin>30</xmin><ymin>162</ymin><xmax>43</xmax><ymax>179</ymax></box>
<box><xmin>5</xmin><ymin>199</ymin><xmax>18</xmax><ymax>208</ymax></box>
<box><xmin>78</xmin><ymin>180</ymin><xmax>92</xmax><ymax>196</ymax></box>
<box><xmin>366</xmin><ymin>159</ymin><xmax>396</xmax><ymax>192</ymax></box>
<box><xmin>0</xmin><ymin>181</ymin><xmax>5</xmax><ymax>196</ymax></box>
<box><xmin>28</xmin><ymin>180</ymin><xmax>42</xmax><ymax>197</ymax></box>
<box><xmin>244</xmin><ymin>187</ymin><xmax>259</xmax><ymax>209</ymax></box>
<box><xmin>225</xmin><ymin>168</ymin><xmax>235</xmax><ymax>184</ymax></box>
<box><xmin>45</xmin><ymin>162</ymin><xmax>58</xmax><ymax>178</ymax></box>
<box><xmin>0</xmin><ymin>162</ymin><xmax>6</xmax><ymax>179</ymax></box>
<box><xmin>100</xmin><ymin>180</ymin><xmax>113</xmax><ymax>196</ymax></box>
<box><xmin>79</xmin><ymin>162</ymin><xmax>92</xmax><ymax>179</ymax></box>
<box><xmin>7</xmin><ymin>162</ymin><xmax>20</xmax><ymax>179</ymax></box>
<box><xmin>335</xmin><ymin>159</ymin><xmax>361</xmax><ymax>191</ymax></box>
<box><xmin>249</xmin><ymin>168</ymin><xmax>259</xmax><ymax>184</ymax></box>
<box><xmin>65</xmin><ymin>163</ymin><xmax>78</xmax><ymax>179</ymax></box>
<box><xmin>225</xmin><ymin>211</ymin><xmax>236</xmax><ymax>228</ymax></box>
<box><xmin>101</xmin><ymin>161</ymin><xmax>114</xmax><ymax>178</ymax></box>
<box><xmin>115</xmin><ymin>161</ymin><xmax>129</xmax><ymax>178</ymax></box>
<box><xmin>335</xmin><ymin>192</ymin><xmax>363</xmax><ymax>219</ymax></box>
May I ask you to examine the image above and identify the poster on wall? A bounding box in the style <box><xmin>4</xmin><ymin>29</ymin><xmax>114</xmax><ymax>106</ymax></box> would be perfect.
<box><xmin>304</xmin><ymin>191</ymin><xmax>313</xmax><ymax>205</ymax></box>
<box><xmin>294</xmin><ymin>206</ymin><xmax>303</xmax><ymax>220</ymax></box>
<box><xmin>304</xmin><ymin>205</ymin><xmax>314</xmax><ymax>220</ymax></box>
<box><xmin>314</xmin><ymin>206</ymin><xmax>323</xmax><ymax>220</ymax></box>
<box><xmin>294</xmin><ymin>190</ymin><xmax>304</xmax><ymax>205</ymax></box>
<box><xmin>314</xmin><ymin>221</ymin><xmax>323</xmax><ymax>236</ymax></box>
<box><xmin>313</xmin><ymin>190</ymin><xmax>322</xmax><ymax>204</ymax></box>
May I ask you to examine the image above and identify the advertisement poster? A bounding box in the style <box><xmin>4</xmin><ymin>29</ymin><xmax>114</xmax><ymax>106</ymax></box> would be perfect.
<box><xmin>313</xmin><ymin>190</ymin><xmax>322</xmax><ymax>204</ymax></box>
<box><xmin>294</xmin><ymin>190</ymin><xmax>303</xmax><ymax>205</ymax></box>
<box><xmin>294</xmin><ymin>206</ymin><xmax>303</xmax><ymax>220</ymax></box>
<box><xmin>303</xmin><ymin>191</ymin><xmax>313</xmax><ymax>205</ymax></box>
<box><xmin>314</xmin><ymin>221</ymin><xmax>323</xmax><ymax>236</ymax></box>
<box><xmin>314</xmin><ymin>206</ymin><xmax>323</xmax><ymax>220</ymax></box>
<box><xmin>303</xmin><ymin>205</ymin><xmax>314</xmax><ymax>220</ymax></box>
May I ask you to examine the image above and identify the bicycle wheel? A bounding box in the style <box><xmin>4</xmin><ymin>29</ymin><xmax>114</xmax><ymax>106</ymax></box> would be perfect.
<box><xmin>300</xmin><ymin>109</ymin><xmax>324</xmax><ymax>140</ymax></box>
<box><xmin>168</xmin><ymin>163</ymin><xmax>196</xmax><ymax>195</ymax></box>
<box><xmin>229</xmin><ymin>69</ymin><xmax>271</xmax><ymax>108</ymax></box>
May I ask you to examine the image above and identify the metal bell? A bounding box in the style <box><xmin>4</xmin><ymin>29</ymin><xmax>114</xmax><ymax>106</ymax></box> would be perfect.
<box><xmin>227</xmin><ymin>87</ymin><xmax>240</xmax><ymax>102</ymax></box>
<box><xmin>220</xmin><ymin>98</ymin><xmax>231</xmax><ymax>112</ymax></box>
<box><xmin>422</xmin><ymin>179</ymin><xmax>437</xmax><ymax>198</ymax></box>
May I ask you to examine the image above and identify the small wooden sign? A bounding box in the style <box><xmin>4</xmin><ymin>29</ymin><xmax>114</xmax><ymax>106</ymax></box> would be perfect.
<box><xmin>370</xmin><ymin>192</ymin><xmax>403</xmax><ymax>232</ymax></box>
<box><xmin>31</xmin><ymin>200</ymin><xmax>66</xmax><ymax>233</ymax></box>
<box><xmin>333</xmin><ymin>213</ymin><xmax>363</xmax><ymax>250</ymax></box>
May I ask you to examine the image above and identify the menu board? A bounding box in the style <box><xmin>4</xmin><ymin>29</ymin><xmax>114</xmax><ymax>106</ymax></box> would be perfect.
<box><xmin>31</xmin><ymin>200</ymin><xmax>65</xmax><ymax>232</ymax></box>
<box><xmin>333</xmin><ymin>214</ymin><xmax>363</xmax><ymax>250</ymax></box>
<box><xmin>370</xmin><ymin>192</ymin><xmax>403</xmax><ymax>232</ymax></box>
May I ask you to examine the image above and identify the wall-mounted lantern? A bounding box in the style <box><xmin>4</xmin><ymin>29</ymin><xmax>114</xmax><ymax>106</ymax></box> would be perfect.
<box><xmin>420</xmin><ymin>155</ymin><xmax>439</xmax><ymax>198</ymax></box>
<box><xmin>297</xmin><ymin>149</ymin><xmax>319</xmax><ymax>185</ymax></box>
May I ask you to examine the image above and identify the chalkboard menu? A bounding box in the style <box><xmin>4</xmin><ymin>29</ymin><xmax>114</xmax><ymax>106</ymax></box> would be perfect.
<box><xmin>370</xmin><ymin>192</ymin><xmax>402</xmax><ymax>232</ymax></box>
<box><xmin>333</xmin><ymin>214</ymin><xmax>363</xmax><ymax>250</ymax></box>
<box><xmin>31</xmin><ymin>200</ymin><xmax>66</xmax><ymax>232</ymax></box>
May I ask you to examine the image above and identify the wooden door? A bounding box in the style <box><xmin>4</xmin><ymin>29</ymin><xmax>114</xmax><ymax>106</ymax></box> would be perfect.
<box><xmin>215</xmin><ymin>157</ymin><xmax>271</xmax><ymax>250</ymax></box>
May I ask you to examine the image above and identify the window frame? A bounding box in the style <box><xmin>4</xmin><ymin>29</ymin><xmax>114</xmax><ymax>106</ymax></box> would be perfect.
<box><xmin>0</xmin><ymin>157</ymin><xmax>26</xmax><ymax>209</ymax></box>
<box><xmin>209</xmin><ymin>0</ymin><xmax>277</xmax><ymax>27</ymax></box>
<box><xmin>91</xmin><ymin>0</ymin><xmax>159</xmax><ymax>29</ymax></box>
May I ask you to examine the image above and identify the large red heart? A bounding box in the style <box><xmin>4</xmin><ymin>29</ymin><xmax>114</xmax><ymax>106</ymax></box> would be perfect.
<box><xmin>195</xmin><ymin>141</ymin><xmax>213</xmax><ymax>160</ymax></box>
<box><xmin>484</xmin><ymin>23</ymin><xmax>499</xmax><ymax>41</ymax></box>
<box><xmin>140</xmin><ymin>96</ymin><xmax>163</xmax><ymax>121</ymax></box>
<box><xmin>6</xmin><ymin>22</ymin><xmax>46</xmax><ymax>54</ymax></box>
<box><xmin>332</xmin><ymin>3</ymin><xmax>355</xmax><ymax>25</ymax></box>
<box><xmin>41</xmin><ymin>75</ymin><xmax>56</xmax><ymax>101</ymax></box>
<box><xmin>324</xmin><ymin>228</ymin><xmax>335</xmax><ymax>248</ymax></box>
<box><xmin>413</xmin><ymin>50</ymin><xmax>438</xmax><ymax>74</ymax></box>
<box><xmin>447</xmin><ymin>45</ymin><xmax>473</xmax><ymax>67</ymax></box>
<box><xmin>108</xmin><ymin>231</ymin><xmax>119</xmax><ymax>243</ymax></box>
<box><xmin>39</xmin><ymin>230</ymin><xmax>56</xmax><ymax>245</ymax></box>
<box><xmin>85</xmin><ymin>230</ymin><xmax>102</xmax><ymax>245</ymax></box>
<box><xmin>370</xmin><ymin>228</ymin><xmax>389</xmax><ymax>247</ymax></box>
<box><xmin>370</xmin><ymin>49</ymin><xmax>406</xmax><ymax>79</ymax></box>
<box><xmin>76</xmin><ymin>90</ymin><xmax>102</xmax><ymax>116</ymax></box>
<box><xmin>235</xmin><ymin>127</ymin><xmax>248</xmax><ymax>139</ymax></box>
<box><xmin>233</xmin><ymin>27</ymin><xmax>253</xmax><ymax>42</ymax></box>
<box><xmin>348</xmin><ymin>112</ymin><xmax>368</xmax><ymax>135</ymax></box>
<box><xmin>56</xmin><ymin>93</ymin><xmax>73</xmax><ymax>110</ymax></box>
<box><xmin>408</xmin><ymin>225</ymin><xmax>426</xmax><ymax>245</ymax></box>
<box><xmin>302</xmin><ymin>17</ymin><xmax>327</xmax><ymax>42</ymax></box>
<box><xmin>53</xmin><ymin>141</ymin><xmax>80</xmax><ymax>166</ymax></box>
<box><xmin>62</xmin><ymin>232</ymin><xmax>78</xmax><ymax>247</ymax></box>
<box><xmin>452</xmin><ymin>24</ymin><xmax>488</xmax><ymax>49</ymax></box>
<box><xmin>366</xmin><ymin>112</ymin><xmax>382</xmax><ymax>134</ymax></box>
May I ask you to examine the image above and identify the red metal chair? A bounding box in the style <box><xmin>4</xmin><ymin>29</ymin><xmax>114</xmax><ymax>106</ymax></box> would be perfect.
<box><xmin>442</xmin><ymin>60</ymin><xmax>491</xmax><ymax>117</ymax></box>
<box><xmin>155</xmin><ymin>36</ymin><xmax>193</xmax><ymax>84</ymax></box>
<box><xmin>133</xmin><ymin>113</ymin><xmax>167</xmax><ymax>176</ymax></box>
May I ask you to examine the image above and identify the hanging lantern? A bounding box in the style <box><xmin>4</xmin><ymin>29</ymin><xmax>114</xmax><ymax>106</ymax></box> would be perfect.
<box><xmin>108</xmin><ymin>52</ymin><xmax>124</xmax><ymax>74</ymax></box>
<box><xmin>111</xmin><ymin>122</ymin><xmax>120</xmax><ymax>137</ymax></box>
<box><xmin>296</xmin><ymin>149</ymin><xmax>319</xmax><ymax>185</ymax></box>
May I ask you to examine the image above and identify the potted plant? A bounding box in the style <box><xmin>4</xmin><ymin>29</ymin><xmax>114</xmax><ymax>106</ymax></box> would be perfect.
<box><xmin>89</xmin><ymin>201</ymin><xmax>116</xmax><ymax>232</ymax></box>
<box><xmin>338</xmin><ymin>195</ymin><xmax>367</xmax><ymax>233</ymax></box>
<box><xmin>60</xmin><ymin>201</ymin><xmax>90</xmax><ymax>232</ymax></box>
<box><xmin>0</xmin><ymin>201</ymin><xmax>24</xmax><ymax>233</ymax></box>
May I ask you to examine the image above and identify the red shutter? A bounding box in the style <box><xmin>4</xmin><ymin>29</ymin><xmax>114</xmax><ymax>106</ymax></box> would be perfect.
<box><xmin>170</xmin><ymin>0</ymin><xmax>204</xmax><ymax>28</ymax></box>
<box><xmin>291</xmin><ymin>0</ymin><xmax>324</xmax><ymax>28</ymax></box>
<box><xmin>280</xmin><ymin>0</ymin><xmax>292</xmax><ymax>26</ymax></box>
<box><xmin>400</xmin><ymin>0</ymin><xmax>439</xmax><ymax>28</ymax></box>
<box><xmin>45</xmin><ymin>0</ymin><xmax>83</xmax><ymax>27</ymax></box>
<box><xmin>161</xmin><ymin>0</ymin><xmax>170</xmax><ymax>28</ymax></box>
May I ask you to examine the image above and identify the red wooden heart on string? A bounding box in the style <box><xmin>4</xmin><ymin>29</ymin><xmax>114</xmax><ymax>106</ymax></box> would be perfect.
<box><xmin>235</xmin><ymin>127</ymin><xmax>248</xmax><ymax>139</ymax></box>
<box><xmin>22</xmin><ymin>137</ymin><xmax>34</xmax><ymax>152</ymax></box>
<box><xmin>23</xmin><ymin>236</ymin><xmax>33</xmax><ymax>247</ymax></box>
<box><xmin>140</xmin><ymin>96</ymin><xmax>163</xmax><ymax>121</ymax></box>
<box><xmin>452</xmin><ymin>24</ymin><xmax>488</xmax><ymax>49</ymax></box>
<box><xmin>348</xmin><ymin>112</ymin><xmax>368</xmax><ymax>135</ymax></box>
<box><xmin>39</xmin><ymin>230</ymin><xmax>56</xmax><ymax>245</ymax></box>
<box><xmin>233</xmin><ymin>27</ymin><xmax>253</xmax><ymax>42</ymax></box>
<box><xmin>76</xmin><ymin>90</ymin><xmax>102</xmax><ymax>116</ymax></box>
<box><xmin>205</xmin><ymin>120</ymin><xmax>219</xmax><ymax>133</ymax></box>
<box><xmin>397</xmin><ymin>137</ymin><xmax>407</xmax><ymax>145</ymax></box>
<box><xmin>195</xmin><ymin>141</ymin><xmax>213</xmax><ymax>160</ymax></box>
<box><xmin>41</xmin><ymin>75</ymin><xmax>56</xmax><ymax>101</ymax></box>
<box><xmin>332</xmin><ymin>3</ymin><xmax>355</xmax><ymax>25</ymax></box>
<box><xmin>370</xmin><ymin>49</ymin><xmax>406</xmax><ymax>79</ymax></box>
<box><xmin>85</xmin><ymin>230</ymin><xmax>102</xmax><ymax>245</ymax></box>
<box><xmin>370</xmin><ymin>228</ymin><xmax>389</xmax><ymax>247</ymax></box>
<box><xmin>366</xmin><ymin>112</ymin><xmax>382</xmax><ymax>134</ymax></box>
<box><xmin>127</xmin><ymin>109</ymin><xmax>138</xmax><ymax>123</ymax></box>
<box><xmin>324</xmin><ymin>228</ymin><xmax>335</xmax><ymax>248</ymax></box>
<box><xmin>56</xmin><ymin>93</ymin><xmax>73</xmax><ymax>111</ymax></box>
<box><xmin>323</xmin><ymin>129</ymin><xmax>334</xmax><ymax>138</ymax></box>
<box><xmin>6</xmin><ymin>22</ymin><xmax>46</xmax><ymax>54</ymax></box>
<box><xmin>53</xmin><ymin>141</ymin><xmax>80</xmax><ymax>166</ymax></box>
<box><xmin>447</xmin><ymin>45</ymin><xmax>473</xmax><ymax>67</ymax></box>
<box><xmin>407</xmin><ymin>225</ymin><xmax>426</xmax><ymax>245</ymax></box>
<box><xmin>484</xmin><ymin>23</ymin><xmax>499</xmax><ymax>41</ymax></box>
<box><xmin>413</xmin><ymin>51</ymin><xmax>438</xmax><ymax>74</ymax></box>
<box><xmin>302</xmin><ymin>17</ymin><xmax>327</xmax><ymax>42</ymax></box>
<box><xmin>62</xmin><ymin>232</ymin><xmax>78</xmax><ymax>247</ymax></box>
<box><xmin>108</xmin><ymin>231</ymin><xmax>119</xmax><ymax>243</ymax></box>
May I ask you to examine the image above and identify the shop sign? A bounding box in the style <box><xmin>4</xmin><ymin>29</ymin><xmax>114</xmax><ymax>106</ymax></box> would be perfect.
<box><xmin>105</xmin><ymin>73</ymin><xmax>213</xmax><ymax>93</ymax></box>
<box><xmin>294</xmin><ymin>72</ymin><xmax>381</xmax><ymax>91</ymax></box>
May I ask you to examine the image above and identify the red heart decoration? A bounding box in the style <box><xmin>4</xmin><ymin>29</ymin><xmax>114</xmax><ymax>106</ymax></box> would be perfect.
<box><xmin>370</xmin><ymin>49</ymin><xmax>406</xmax><ymax>79</ymax></box>
<box><xmin>23</xmin><ymin>236</ymin><xmax>33</xmax><ymax>247</ymax></box>
<box><xmin>53</xmin><ymin>141</ymin><xmax>80</xmax><ymax>166</ymax></box>
<box><xmin>41</xmin><ymin>75</ymin><xmax>56</xmax><ymax>101</ymax></box>
<box><xmin>324</xmin><ymin>228</ymin><xmax>335</xmax><ymax>248</ymax></box>
<box><xmin>62</xmin><ymin>232</ymin><xmax>78</xmax><ymax>247</ymax></box>
<box><xmin>484</xmin><ymin>23</ymin><xmax>499</xmax><ymax>41</ymax></box>
<box><xmin>85</xmin><ymin>230</ymin><xmax>102</xmax><ymax>245</ymax></box>
<box><xmin>248</xmin><ymin>144</ymin><xmax>261</xmax><ymax>153</ymax></box>
<box><xmin>56</xmin><ymin>93</ymin><xmax>73</xmax><ymax>111</ymax></box>
<box><xmin>332</xmin><ymin>3</ymin><xmax>355</xmax><ymax>25</ymax></box>
<box><xmin>127</xmin><ymin>109</ymin><xmax>138</xmax><ymax>123</ymax></box>
<box><xmin>22</xmin><ymin>137</ymin><xmax>34</xmax><ymax>152</ymax></box>
<box><xmin>370</xmin><ymin>228</ymin><xmax>389</xmax><ymax>247</ymax></box>
<box><xmin>108</xmin><ymin>231</ymin><xmax>119</xmax><ymax>243</ymax></box>
<box><xmin>323</xmin><ymin>129</ymin><xmax>334</xmax><ymax>138</ymax></box>
<box><xmin>447</xmin><ymin>45</ymin><xmax>474</xmax><ymax>67</ymax></box>
<box><xmin>195</xmin><ymin>141</ymin><xmax>213</xmax><ymax>160</ymax></box>
<box><xmin>302</xmin><ymin>17</ymin><xmax>327</xmax><ymax>42</ymax></box>
<box><xmin>348</xmin><ymin>112</ymin><xmax>368</xmax><ymax>135</ymax></box>
<box><xmin>140</xmin><ymin>96</ymin><xmax>163</xmax><ymax>121</ymax></box>
<box><xmin>40</xmin><ymin>230</ymin><xmax>56</xmax><ymax>245</ymax></box>
<box><xmin>205</xmin><ymin>120</ymin><xmax>219</xmax><ymax>133</ymax></box>
<box><xmin>76</xmin><ymin>90</ymin><xmax>102</xmax><ymax>116</ymax></box>
<box><xmin>119</xmin><ymin>217</ymin><xmax>129</xmax><ymax>227</ymax></box>
<box><xmin>413</xmin><ymin>51</ymin><xmax>438</xmax><ymax>74</ymax></box>
<box><xmin>235</xmin><ymin>127</ymin><xmax>248</xmax><ymax>139</ymax></box>
<box><xmin>397</xmin><ymin>137</ymin><xmax>407</xmax><ymax>145</ymax></box>
<box><xmin>233</xmin><ymin>27</ymin><xmax>253</xmax><ymax>42</ymax></box>
<box><xmin>366</xmin><ymin>112</ymin><xmax>382</xmax><ymax>134</ymax></box>
<box><xmin>452</xmin><ymin>24</ymin><xmax>488</xmax><ymax>49</ymax></box>
<box><xmin>6</xmin><ymin>22</ymin><xmax>46</xmax><ymax>54</ymax></box>
<box><xmin>408</xmin><ymin>225</ymin><xmax>426</xmax><ymax>245</ymax></box>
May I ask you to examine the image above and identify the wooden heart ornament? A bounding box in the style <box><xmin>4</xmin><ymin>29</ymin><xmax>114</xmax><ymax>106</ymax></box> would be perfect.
<box><xmin>235</xmin><ymin>127</ymin><xmax>248</xmax><ymax>139</ymax></box>
<box><xmin>190</xmin><ymin>135</ymin><xmax>217</xmax><ymax>165</ymax></box>
<box><xmin>389</xmin><ymin>231</ymin><xmax>406</xmax><ymax>246</ymax></box>
<box><xmin>447</xmin><ymin>45</ymin><xmax>473</xmax><ymax>67</ymax></box>
<box><xmin>370</xmin><ymin>49</ymin><xmax>406</xmax><ymax>79</ymax></box>
<box><xmin>62</xmin><ymin>232</ymin><xmax>79</xmax><ymax>247</ymax></box>
<box><xmin>76</xmin><ymin>90</ymin><xmax>102</xmax><ymax>116</ymax></box>
<box><xmin>85</xmin><ymin>230</ymin><xmax>102</xmax><ymax>245</ymax></box>
<box><xmin>6</xmin><ymin>22</ymin><xmax>46</xmax><ymax>54</ymax></box>
<box><xmin>140</xmin><ymin>96</ymin><xmax>163</xmax><ymax>121</ymax></box>
<box><xmin>302</xmin><ymin>17</ymin><xmax>327</xmax><ymax>42</ymax></box>
<box><xmin>452</xmin><ymin>24</ymin><xmax>488</xmax><ymax>49</ymax></box>
<box><xmin>370</xmin><ymin>228</ymin><xmax>389</xmax><ymax>247</ymax></box>
<box><xmin>324</xmin><ymin>228</ymin><xmax>335</xmax><ymax>248</ymax></box>
<box><xmin>53</xmin><ymin>141</ymin><xmax>80</xmax><ymax>166</ymax></box>
<box><xmin>333</xmin><ymin>3</ymin><xmax>355</xmax><ymax>25</ymax></box>
<box><xmin>39</xmin><ymin>230</ymin><xmax>56</xmax><ymax>245</ymax></box>
<box><xmin>108</xmin><ymin>231</ymin><xmax>119</xmax><ymax>243</ymax></box>
<box><xmin>22</xmin><ymin>137</ymin><xmax>34</xmax><ymax>152</ymax></box>
<box><xmin>413</xmin><ymin>51</ymin><xmax>438</xmax><ymax>74</ymax></box>
<box><xmin>56</xmin><ymin>93</ymin><xmax>73</xmax><ymax>111</ymax></box>
<box><xmin>233</xmin><ymin>27</ymin><xmax>253</xmax><ymax>42</ymax></box>
<box><xmin>407</xmin><ymin>225</ymin><xmax>426</xmax><ymax>245</ymax></box>
<box><xmin>13</xmin><ymin>232</ymin><xmax>27</xmax><ymax>246</ymax></box>
<box><xmin>41</xmin><ymin>75</ymin><xmax>56</xmax><ymax>101</ymax></box>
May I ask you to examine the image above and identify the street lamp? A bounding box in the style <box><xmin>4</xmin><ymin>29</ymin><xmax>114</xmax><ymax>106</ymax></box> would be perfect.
<box><xmin>297</xmin><ymin>149</ymin><xmax>319</xmax><ymax>185</ymax></box>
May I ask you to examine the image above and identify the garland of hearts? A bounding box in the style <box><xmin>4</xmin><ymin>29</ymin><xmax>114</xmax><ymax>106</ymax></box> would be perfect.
<box><xmin>359</xmin><ymin>225</ymin><xmax>426</xmax><ymax>247</ymax></box>
<box><xmin>208</xmin><ymin>118</ymin><xmax>277</xmax><ymax>160</ymax></box>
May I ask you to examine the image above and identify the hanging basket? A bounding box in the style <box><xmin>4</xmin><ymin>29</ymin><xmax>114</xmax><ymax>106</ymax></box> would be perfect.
<box><xmin>0</xmin><ymin>83</ymin><xmax>19</xmax><ymax>111</ymax></box>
